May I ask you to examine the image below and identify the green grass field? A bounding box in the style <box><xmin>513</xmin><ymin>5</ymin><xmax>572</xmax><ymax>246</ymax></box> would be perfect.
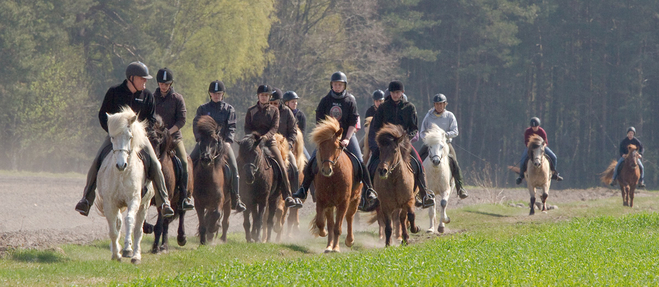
<box><xmin>2</xmin><ymin>192</ymin><xmax>659</xmax><ymax>286</ymax></box>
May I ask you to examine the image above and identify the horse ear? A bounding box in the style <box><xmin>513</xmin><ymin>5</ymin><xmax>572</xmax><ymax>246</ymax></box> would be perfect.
<box><xmin>336</xmin><ymin>128</ymin><xmax>343</xmax><ymax>139</ymax></box>
<box><xmin>129</xmin><ymin>114</ymin><xmax>137</xmax><ymax>124</ymax></box>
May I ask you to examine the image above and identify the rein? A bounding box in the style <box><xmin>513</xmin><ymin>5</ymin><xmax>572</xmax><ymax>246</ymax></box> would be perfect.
<box><xmin>318</xmin><ymin>143</ymin><xmax>344</xmax><ymax>170</ymax></box>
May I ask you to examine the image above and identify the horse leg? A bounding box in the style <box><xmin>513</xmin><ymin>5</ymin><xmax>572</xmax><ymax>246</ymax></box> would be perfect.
<box><xmin>220</xmin><ymin>201</ymin><xmax>231</xmax><ymax>243</ymax></box>
<box><xmin>122</xmin><ymin>201</ymin><xmax>140</xmax><ymax>258</ymax></box>
<box><xmin>399</xmin><ymin>209</ymin><xmax>409</xmax><ymax>245</ymax></box>
<box><xmin>528</xmin><ymin>187</ymin><xmax>536</xmax><ymax>216</ymax></box>
<box><xmin>344</xmin><ymin>197</ymin><xmax>359</xmax><ymax>248</ymax></box>
<box><xmin>384</xmin><ymin>211</ymin><xmax>393</xmax><ymax>247</ymax></box>
<box><xmin>408</xmin><ymin>204</ymin><xmax>420</xmax><ymax>235</ymax></box>
<box><xmin>315</xmin><ymin>206</ymin><xmax>327</xmax><ymax>237</ymax></box>
<box><xmin>275</xmin><ymin>204</ymin><xmax>286</xmax><ymax>243</ymax></box>
<box><xmin>105</xmin><ymin>205</ymin><xmax>122</xmax><ymax>261</ymax></box>
<box><xmin>161</xmin><ymin>217</ymin><xmax>170</xmax><ymax>252</ymax></box>
<box><xmin>630</xmin><ymin>186</ymin><xmax>636</xmax><ymax>208</ymax></box>
<box><xmin>438</xmin><ymin>195</ymin><xmax>450</xmax><ymax>233</ymax></box>
<box><xmin>262</xmin><ymin>201</ymin><xmax>274</xmax><ymax>243</ymax></box>
<box><xmin>177</xmin><ymin>210</ymin><xmax>187</xmax><ymax>246</ymax></box>
<box><xmin>131</xmin><ymin>203</ymin><xmax>149</xmax><ymax>264</ymax></box>
<box><xmin>324</xmin><ymin>208</ymin><xmax>336</xmax><ymax>253</ymax></box>
<box><xmin>427</xmin><ymin>205</ymin><xmax>436</xmax><ymax>233</ymax></box>
<box><xmin>541</xmin><ymin>193</ymin><xmax>548</xmax><ymax>212</ymax></box>
<box><xmin>196</xmin><ymin>207</ymin><xmax>207</xmax><ymax>245</ymax></box>
<box><xmin>620</xmin><ymin>186</ymin><xmax>628</xmax><ymax>206</ymax></box>
<box><xmin>243</xmin><ymin>208</ymin><xmax>253</xmax><ymax>243</ymax></box>
<box><xmin>377</xmin><ymin>208</ymin><xmax>385</xmax><ymax>241</ymax></box>
<box><xmin>206</xmin><ymin>209</ymin><xmax>221</xmax><ymax>243</ymax></box>
<box><xmin>151</xmin><ymin>213</ymin><xmax>163</xmax><ymax>254</ymax></box>
<box><xmin>332</xmin><ymin>204</ymin><xmax>348</xmax><ymax>252</ymax></box>
<box><xmin>394</xmin><ymin>209</ymin><xmax>402</xmax><ymax>242</ymax></box>
<box><xmin>287</xmin><ymin>207</ymin><xmax>300</xmax><ymax>238</ymax></box>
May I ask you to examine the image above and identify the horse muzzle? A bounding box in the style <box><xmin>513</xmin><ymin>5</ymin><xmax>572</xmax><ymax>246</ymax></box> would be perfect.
<box><xmin>431</xmin><ymin>156</ymin><xmax>441</xmax><ymax>166</ymax></box>
<box><xmin>321</xmin><ymin>166</ymin><xmax>333</xmax><ymax>177</ymax></box>
<box><xmin>116</xmin><ymin>162</ymin><xmax>128</xmax><ymax>171</ymax></box>
<box><xmin>378</xmin><ymin>167</ymin><xmax>390</xmax><ymax>179</ymax></box>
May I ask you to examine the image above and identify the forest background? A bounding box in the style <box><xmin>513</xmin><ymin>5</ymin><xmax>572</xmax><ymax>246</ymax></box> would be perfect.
<box><xmin>1</xmin><ymin>0</ymin><xmax>658</xmax><ymax>188</ymax></box>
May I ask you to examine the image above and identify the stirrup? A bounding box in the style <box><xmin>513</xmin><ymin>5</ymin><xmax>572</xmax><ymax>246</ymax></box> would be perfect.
<box><xmin>292</xmin><ymin>187</ymin><xmax>308</xmax><ymax>200</ymax></box>
<box><xmin>233</xmin><ymin>201</ymin><xmax>246</xmax><ymax>212</ymax></box>
<box><xmin>422</xmin><ymin>194</ymin><xmax>435</xmax><ymax>208</ymax></box>
<box><xmin>639</xmin><ymin>181</ymin><xmax>646</xmax><ymax>188</ymax></box>
<box><xmin>285</xmin><ymin>197</ymin><xmax>302</xmax><ymax>209</ymax></box>
<box><xmin>359</xmin><ymin>196</ymin><xmax>379</xmax><ymax>212</ymax></box>
<box><xmin>161</xmin><ymin>204</ymin><xmax>175</xmax><ymax>218</ymax></box>
<box><xmin>182</xmin><ymin>198</ymin><xmax>194</xmax><ymax>211</ymax></box>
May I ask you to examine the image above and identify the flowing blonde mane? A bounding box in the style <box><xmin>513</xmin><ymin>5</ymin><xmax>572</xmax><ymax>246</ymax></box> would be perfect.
<box><xmin>107</xmin><ymin>107</ymin><xmax>149</xmax><ymax>153</ymax></box>
<box><xmin>311</xmin><ymin>116</ymin><xmax>341</xmax><ymax>146</ymax></box>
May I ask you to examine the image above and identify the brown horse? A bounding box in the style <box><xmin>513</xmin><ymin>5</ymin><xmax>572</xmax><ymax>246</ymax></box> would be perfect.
<box><xmin>237</xmin><ymin>132</ymin><xmax>288</xmax><ymax>243</ymax></box>
<box><xmin>192</xmin><ymin>115</ymin><xmax>231</xmax><ymax>244</ymax></box>
<box><xmin>285</xmin><ymin>129</ymin><xmax>307</xmax><ymax>237</ymax></box>
<box><xmin>309</xmin><ymin>116</ymin><xmax>361</xmax><ymax>253</ymax></box>
<box><xmin>373</xmin><ymin>124</ymin><xmax>420</xmax><ymax>247</ymax></box>
<box><xmin>525</xmin><ymin>134</ymin><xmax>551</xmax><ymax>215</ymax></box>
<box><xmin>143</xmin><ymin>117</ymin><xmax>192</xmax><ymax>253</ymax></box>
<box><xmin>601</xmin><ymin>145</ymin><xmax>641</xmax><ymax>207</ymax></box>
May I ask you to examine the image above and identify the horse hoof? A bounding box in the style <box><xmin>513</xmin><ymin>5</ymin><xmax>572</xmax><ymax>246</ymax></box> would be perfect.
<box><xmin>150</xmin><ymin>248</ymin><xmax>158</xmax><ymax>254</ymax></box>
<box><xmin>131</xmin><ymin>258</ymin><xmax>141</xmax><ymax>265</ymax></box>
<box><xmin>122</xmin><ymin>250</ymin><xmax>133</xmax><ymax>258</ymax></box>
<box><xmin>319</xmin><ymin>230</ymin><xmax>327</xmax><ymax>237</ymax></box>
<box><xmin>177</xmin><ymin>235</ymin><xmax>187</xmax><ymax>246</ymax></box>
<box><xmin>445</xmin><ymin>217</ymin><xmax>451</xmax><ymax>224</ymax></box>
<box><xmin>143</xmin><ymin>223</ymin><xmax>154</xmax><ymax>234</ymax></box>
<box><xmin>529</xmin><ymin>210</ymin><xmax>535</xmax><ymax>216</ymax></box>
<box><xmin>346</xmin><ymin>239</ymin><xmax>354</xmax><ymax>247</ymax></box>
<box><xmin>332</xmin><ymin>249</ymin><xmax>340</xmax><ymax>253</ymax></box>
<box><xmin>438</xmin><ymin>226</ymin><xmax>445</xmax><ymax>233</ymax></box>
<box><xmin>411</xmin><ymin>225</ymin><xmax>420</xmax><ymax>234</ymax></box>
<box><xmin>426</xmin><ymin>229</ymin><xmax>434</xmax><ymax>233</ymax></box>
<box><xmin>324</xmin><ymin>248</ymin><xmax>332</xmax><ymax>253</ymax></box>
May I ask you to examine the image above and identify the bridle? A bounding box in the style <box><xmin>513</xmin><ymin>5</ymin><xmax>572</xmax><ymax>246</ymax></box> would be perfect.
<box><xmin>243</xmin><ymin>146</ymin><xmax>271</xmax><ymax>184</ymax></box>
<box><xmin>318</xmin><ymin>140</ymin><xmax>344</xmax><ymax>170</ymax></box>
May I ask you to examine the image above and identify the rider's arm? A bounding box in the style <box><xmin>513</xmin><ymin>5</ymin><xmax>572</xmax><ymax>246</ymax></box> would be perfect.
<box><xmin>263</xmin><ymin>108</ymin><xmax>280</xmax><ymax>140</ymax></box>
<box><xmin>225</xmin><ymin>105</ymin><xmax>237</xmax><ymax>144</ymax></box>
<box><xmin>171</xmin><ymin>94</ymin><xmax>187</xmax><ymax>134</ymax></box>
<box><xmin>98</xmin><ymin>88</ymin><xmax>114</xmax><ymax>133</ymax></box>
<box><xmin>446</xmin><ymin>112</ymin><xmax>459</xmax><ymax>139</ymax></box>
<box><xmin>368</xmin><ymin>107</ymin><xmax>383</xmax><ymax>151</ymax></box>
<box><xmin>407</xmin><ymin>105</ymin><xmax>419</xmax><ymax>141</ymax></box>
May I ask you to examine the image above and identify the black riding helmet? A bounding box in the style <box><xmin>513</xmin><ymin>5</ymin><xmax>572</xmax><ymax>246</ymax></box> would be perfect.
<box><xmin>433</xmin><ymin>93</ymin><xmax>447</xmax><ymax>103</ymax></box>
<box><xmin>283</xmin><ymin>91</ymin><xmax>299</xmax><ymax>103</ymax></box>
<box><xmin>372</xmin><ymin>90</ymin><xmax>385</xmax><ymax>101</ymax></box>
<box><xmin>628</xmin><ymin>126</ymin><xmax>636</xmax><ymax>134</ymax></box>
<box><xmin>125</xmin><ymin>61</ymin><xmax>153</xmax><ymax>80</ymax></box>
<box><xmin>156</xmin><ymin>68</ymin><xmax>173</xmax><ymax>84</ymax></box>
<box><xmin>270</xmin><ymin>88</ymin><xmax>283</xmax><ymax>102</ymax></box>
<box><xmin>330</xmin><ymin>71</ymin><xmax>347</xmax><ymax>83</ymax></box>
<box><xmin>209</xmin><ymin>80</ymin><xmax>225</xmax><ymax>93</ymax></box>
<box><xmin>530</xmin><ymin>117</ymin><xmax>541</xmax><ymax>127</ymax></box>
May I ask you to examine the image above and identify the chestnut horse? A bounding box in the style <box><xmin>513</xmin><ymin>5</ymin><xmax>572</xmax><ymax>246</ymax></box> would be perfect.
<box><xmin>192</xmin><ymin>115</ymin><xmax>231</xmax><ymax>244</ymax></box>
<box><xmin>309</xmin><ymin>116</ymin><xmax>361</xmax><ymax>253</ymax></box>
<box><xmin>237</xmin><ymin>132</ymin><xmax>288</xmax><ymax>243</ymax></box>
<box><xmin>285</xmin><ymin>129</ymin><xmax>307</xmax><ymax>237</ymax></box>
<box><xmin>525</xmin><ymin>134</ymin><xmax>552</xmax><ymax>215</ymax></box>
<box><xmin>601</xmin><ymin>145</ymin><xmax>641</xmax><ymax>207</ymax></box>
<box><xmin>373</xmin><ymin>124</ymin><xmax>420</xmax><ymax>247</ymax></box>
<box><xmin>143</xmin><ymin>117</ymin><xmax>192</xmax><ymax>253</ymax></box>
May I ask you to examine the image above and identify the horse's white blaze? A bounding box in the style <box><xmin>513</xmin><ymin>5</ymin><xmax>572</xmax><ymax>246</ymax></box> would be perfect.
<box><xmin>97</xmin><ymin>108</ymin><xmax>153</xmax><ymax>263</ymax></box>
<box><xmin>422</xmin><ymin>124</ymin><xmax>453</xmax><ymax>233</ymax></box>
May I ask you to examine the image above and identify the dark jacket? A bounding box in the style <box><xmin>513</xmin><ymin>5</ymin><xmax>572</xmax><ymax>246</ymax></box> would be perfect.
<box><xmin>315</xmin><ymin>91</ymin><xmax>359</xmax><ymax>139</ymax></box>
<box><xmin>619</xmin><ymin>137</ymin><xmax>644</xmax><ymax>157</ymax></box>
<box><xmin>277</xmin><ymin>105</ymin><xmax>298</xmax><ymax>147</ymax></box>
<box><xmin>194</xmin><ymin>100</ymin><xmax>237</xmax><ymax>143</ymax></box>
<box><xmin>364</xmin><ymin>105</ymin><xmax>377</xmax><ymax>119</ymax></box>
<box><xmin>154</xmin><ymin>88</ymin><xmax>187</xmax><ymax>140</ymax></box>
<box><xmin>98</xmin><ymin>80</ymin><xmax>156</xmax><ymax>132</ymax></box>
<box><xmin>293</xmin><ymin>109</ymin><xmax>307</xmax><ymax>135</ymax></box>
<box><xmin>245</xmin><ymin>102</ymin><xmax>279</xmax><ymax>140</ymax></box>
<box><xmin>368</xmin><ymin>97</ymin><xmax>418</xmax><ymax>151</ymax></box>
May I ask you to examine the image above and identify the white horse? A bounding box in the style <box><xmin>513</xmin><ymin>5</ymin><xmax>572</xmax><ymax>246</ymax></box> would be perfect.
<box><xmin>422</xmin><ymin>124</ymin><xmax>454</xmax><ymax>233</ymax></box>
<box><xmin>525</xmin><ymin>134</ymin><xmax>551</xmax><ymax>215</ymax></box>
<box><xmin>96</xmin><ymin>107</ymin><xmax>154</xmax><ymax>264</ymax></box>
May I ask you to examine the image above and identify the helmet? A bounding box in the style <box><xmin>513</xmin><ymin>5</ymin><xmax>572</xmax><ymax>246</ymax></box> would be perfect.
<box><xmin>208</xmin><ymin>80</ymin><xmax>225</xmax><ymax>93</ymax></box>
<box><xmin>330</xmin><ymin>71</ymin><xmax>348</xmax><ymax>83</ymax></box>
<box><xmin>283</xmin><ymin>91</ymin><xmax>299</xmax><ymax>102</ymax></box>
<box><xmin>530</xmin><ymin>117</ymin><xmax>541</xmax><ymax>127</ymax></box>
<box><xmin>156</xmin><ymin>68</ymin><xmax>173</xmax><ymax>84</ymax></box>
<box><xmin>125</xmin><ymin>61</ymin><xmax>153</xmax><ymax>79</ymax></box>
<box><xmin>257</xmin><ymin>84</ymin><xmax>272</xmax><ymax>94</ymax></box>
<box><xmin>433</xmin><ymin>93</ymin><xmax>447</xmax><ymax>103</ymax></box>
<box><xmin>372</xmin><ymin>90</ymin><xmax>385</xmax><ymax>101</ymax></box>
<box><xmin>628</xmin><ymin>127</ymin><xmax>636</xmax><ymax>134</ymax></box>
<box><xmin>388</xmin><ymin>80</ymin><xmax>404</xmax><ymax>92</ymax></box>
<box><xmin>270</xmin><ymin>88</ymin><xmax>283</xmax><ymax>101</ymax></box>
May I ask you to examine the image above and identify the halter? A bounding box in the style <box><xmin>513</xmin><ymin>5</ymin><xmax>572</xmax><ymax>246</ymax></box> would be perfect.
<box><xmin>243</xmin><ymin>147</ymin><xmax>272</xmax><ymax>184</ymax></box>
<box><xmin>202</xmin><ymin>133</ymin><xmax>224</xmax><ymax>163</ymax></box>
<box><xmin>318</xmin><ymin>142</ymin><xmax>344</xmax><ymax>170</ymax></box>
<box><xmin>428</xmin><ymin>143</ymin><xmax>444</xmax><ymax>163</ymax></box>
<box><xmin>380</xmin><ymin>150</ymin><xmax>403</xmax><ymax>178</ymax></box>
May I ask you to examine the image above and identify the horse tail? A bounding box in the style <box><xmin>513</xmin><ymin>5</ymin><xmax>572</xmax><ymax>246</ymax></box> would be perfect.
<box><xmin>294</xmin><ymin>130</ymin><xmax>306</xmax><ymax>171</ymax></box>
<box><xmin>600</xmin><ymin>160</ymin><xmax>617</xmax><ymax>185</ymax></box>
<box><xmin>274</xmin><ymin>134</ymin><xmax>290</xmax><ymax>168</ymax></box>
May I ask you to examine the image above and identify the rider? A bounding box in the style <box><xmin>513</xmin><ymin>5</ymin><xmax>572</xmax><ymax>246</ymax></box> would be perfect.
<box><xmin>269</xmin><ymin>88</ymin><xmax>301</xmax><ymax>200</ymax></box>
<box><xmin>611</xmin><ymin>127</ymin><xmax>645</xmax><ymax>187</ymax></box>
<box><xmin>153</xmin><ymin>68</ymin><xmax>194</xmax><ymax>211</ymax></box>
<box><xmin>292</xmin><ymin>71</ymin><xmax>378</xmax><ymax>211</ymax></box>
<box><xmin>515</xmin><ymin>117</ymin><xmax>563</xmax><ymax>184</ymax></box>
<box><xmin>418</xmin><ymin>93</ymin><xmax>468</xmax><ymax>199</ymax></box>
<box><xmin>283</xmin><ymin>90</ymin><xmax>310</xmax><ymax>159</ymax></box>
<box><xmin>75</xmin><ymin>62</ymin><xmax>175</xmax><ymax>217</ymax></box>
<box><xmin>190</xmin><ymin>80</ymin><xmax>246</xmax><ymax>212</ymax></box>
<box><xmin>245</xmin><ymin>84</ymin><xmax>299</xmax><ymax>208</ymax></box>
<box><xmin>364</xmin><ymin>89</ymin><xmax>385</xmax><ymax>118</ymax></box>
<box><xmin>368</xmin><ymin>80</ymin><xmax>435</xmax><ymax>208</ymax></box>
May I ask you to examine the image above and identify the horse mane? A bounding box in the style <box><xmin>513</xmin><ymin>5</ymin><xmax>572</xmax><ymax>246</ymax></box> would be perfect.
<box><xmin>311</xmin><ymin>116</ymin><xmax>341</xmax><ymax>146</ymax></box>
<box><xmin>147</xmin><ymin>115</ymin><xmax>173</xmax><ymax>158</ymax></box>
<box><xmin>238</xmin><ymin>132</ymin><xmax>261</xmax><ymax>151</ymax></box>
<box><xmin>527</xmin><ymin>134</ymin><xmax>544</xmax><ymax>149</ymax></box>
<box><xmin>274</xmin><ymin>133</ymin><xmax>290</xmax><ymax>167</ymax></box>
<box><xmin>627</xmin><ymin>144</ymin><xmax>637</xmax><ymax>153</ymax></box>
<box><xmin>422</xmin><ymin>124</ymin><xmax>447</xmax><ymax>146</ymax></box>
<box><xmin>107</xmin><ymin>107</ymin><xmax>149</xmax><ymax>152</ymax></box>
<box><xmin>364</xmin><ymin>116</ymin><xmax>373</xmax><ymax>128</ymax></box>
<box><xmin>194</xmin><ymin>115</ymin><xmax>220</xmax><ymax>140</ymax></box>
<box><xmin>376</xmin><ymin>124</ymin><xmax>411</xmax><ymax>162</ymax></box>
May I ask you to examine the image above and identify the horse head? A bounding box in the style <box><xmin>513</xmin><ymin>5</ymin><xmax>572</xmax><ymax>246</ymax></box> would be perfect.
<box><xmin>626</xmin><ymin>145</ymin><xmax>640</xmax><ymax>169</ymax></box>
<box><xmin>527</xmin><ymin>134</ymin><xmax>546</xmax><ymax>168</ymax></box>
<box><xmin>146</xmin><ymin>115</ymin><xmax>172</xmax><ymax>159</ymax></box>
<box><xmin>194</xmin><ymin>115</ymin><xmax>225</xmax><ymax>167</ymax></box>
<box><xmin>106</xmin><ymin>107</ymin><xmax>148</xmax><ymax>172</ymax></box>
<box><xmin>376</xmin><ymin>124</ymin><xmax>410</xmax><ymax>179</ymax></box>
<box><xmin>423</xmin><ymin>124</ymin><xmax>448</xmax><ymax>167</ymax></box>
<box><xmin>311</xmin><ymin>116</ymin><xmax>343</xmax><ymax>177</ymax></box>
<box><xmin>238</xmin><ymin>132</ymin><xmax>264</xmax><ymax>184</ymax></box>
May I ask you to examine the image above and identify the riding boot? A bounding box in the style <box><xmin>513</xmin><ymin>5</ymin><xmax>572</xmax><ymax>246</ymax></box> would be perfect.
<box><xmin>179</xmin><ymin>174</ymin><xmax>194</xmax><ymax>211</ymax></box>
<box><xmin>411</xmin><ymin>155</ymin><xmax>435</xmax><ymax>208</ymax></box>
<box><xmin>145</xmin><ymin>145</ymin><xmax>175</xmax><ymax>218</ymax></box>
<box><xmin>548</xmin><ymin>159</ymin><xmax>564</xmax><ymax>181</ymax></box>
<box><xmin>357</xmin><ymin>157</ymin><xmax>379</xmax><ymax>212</ymax></box>
<box><xmin>293</xmin><ymin>154</ymin><xmax>315</xmax><ymax>200</ymax></box>
<box><xmin>75</xmin><ymin>139</ymin><xmax>112</xmax><ymax>216</ymax></box>
<box><xmin>516</xmin><ymin>160</ymin><xmax>528</xmax><ymax>185</ymax></box>
<box><xmin>230</xmin><ymin>174</ymin><xmax>246</xmax><ymax>212</ymax></box>
<box><xmin>639</xmin><ymin>163</ymin><xmax>646</xmax><ymax>187</ymax></box>
<box><xmin>449</xmin><ymin>155</ymin><xmax>468</xmax><ymax>199</ymax></box>
<box><xmin>268</xmin><ymin>141</ymin><xmax>299</xmax><ymax>208</ymax></box>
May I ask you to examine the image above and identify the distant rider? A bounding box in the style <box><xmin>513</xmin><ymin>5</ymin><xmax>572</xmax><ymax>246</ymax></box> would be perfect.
<box><xmin>515</xmin><ymin>117</ymin><xmax>563</xmax><ymax>184</ymax></box>
<box><xmin>610</xmin><ymin>127</ymin><xmax>645</xmax><ymax>187</ymax></box>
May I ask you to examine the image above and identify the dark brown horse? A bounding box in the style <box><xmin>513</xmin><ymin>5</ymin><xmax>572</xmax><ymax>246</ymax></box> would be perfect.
<box><xmin>373</xmin><ymin>124</ymin><xmax>420</xmax><ymax>247</ymax></box>
<box><xmin>237</xmin><ymin>132</ymin><xmax>288</xmax><ymax>243</ymax></box>
<box><xmin>193</xmin><ymin>115</ymin><xmax>231</xmax><ymax>244</ymax></box>
<box><xmin>143</xmin><ymin>117</ymin><xmax>192</xmax><ymax>253</ymax></box>
<box><xmin>601</xmin><ymin>145</ymin><xmax>641</xmax><ymax>207</ymax></box>
<box><xmin>309</xmin><ymin>116</ymin><xmax>361</xmax><ymax>253</ymax></box>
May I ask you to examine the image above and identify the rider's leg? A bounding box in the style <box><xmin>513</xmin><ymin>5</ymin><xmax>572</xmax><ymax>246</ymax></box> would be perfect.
<box><xmin>75</xmin><ymin>137</ymin><xmax>112</xmax><ymax>216</ymax></box>
<box><xmin>516</xmin><ymin>148</ymin><xmax>529</xmax><ymax>184</ymax></box>
<box><xmin>545</xmin><ymin>147</ymin><xmax>563</xmax><ymax>181</ymax></box>
<box><xmin>418</xmin><ymin>144</ymin><xmax>429</xmax><ymax>162</ymax></box>
<box><xmin>448</xmin><ymin>143</ymin><xmax>468</xmax><ymax>199</ymax></box>
<box><xmin>266</xmin><ymin>139</ymin><xmax>297</xmax><ymax>208</ymax></box>
<box><xmin>346</xmin><ymin>135</ymin><xmax>378</xmax><ymax>211</ymax></box>
<box><xmin>144</xmin><ymin>143</ymin><xmax>175</xmax><ymax>217</ymax></box>
<box><xmin>638</xmin><ymin>158</ymin><xmax>645</xmax><ymax>187</ymax></box>
<box><xmin>410</xmin><ymin>146</ymin><xmax>435</xmax><ymax>208</ymax></box>
<box><xmin>611</xmin><ymin>157</ymin><xmax>624</xmax><ymax>186</ymax></box>
<box><xmin>287</xmin><ymin>150</ymin><xmax>300</xmax><ymax>198</ymax></box>
<box><xmin>173</xmin><ymin>141</ymin><xmax>194</xmax><ymax>210</ymax></box>
<box><xmin>293</xmin><ymin>149</ymin><xmax>316</xmax><ymax>200</ymax></box>
<box><xmin>225</xmin><ymin>142</ymin><xmax>246</xmax><ymax>212</ymax></box>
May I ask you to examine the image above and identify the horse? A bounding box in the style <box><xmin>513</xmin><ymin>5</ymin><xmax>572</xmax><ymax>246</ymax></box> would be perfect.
<box><xmin>192</xmin><ymin>115</ymin><xmax>231</xmax><ymax>244</ymax></box>
<box><xmin>373</xmin><ymin>124</ymin><xmax>420</xmax><ymax>247</ymax></box>
<box><xmin>601</xmin><ymin>145</ymin><xmax>641</xmax><ymax>207</ymax></box>
<box><xmin>309</xmin><ymin>116</ymin><xmax>361</xmax><ymax>253</ymax></box>
<box><xmin>285</xmin><ymin>129</ymin><xmax>307</xmax><ymax>237</ymax></box>
<box><xmin>422</xmin><ymin>124</ymin><xmax>454</xmax><ymax>233</ymax></box>
<box><xmin>360</xmin><ymin>116</ymin><xmax>373</xmax><ymax>164</ymax></box>
<box><xmin>95</xmin><ymin>107</ymin><xmax>153</xmax><ymax>264</ymax></box>
<box><xmin>142</xmin><ymin>117</ymin><xmax>192</xmax><ymax>253</ymax></box>
<box><xmin>237</xmin><ymin>132</ymin><xmax>289</xmax><ymax>243</ymax></box>
<box><xmin>525</xmin><ymin>134</ymin><xmax>551</xmax><ymax>215</ymax></box>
